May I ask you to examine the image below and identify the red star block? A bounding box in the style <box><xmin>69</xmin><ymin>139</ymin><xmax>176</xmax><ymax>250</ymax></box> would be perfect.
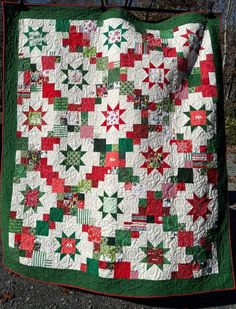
<box><xmin>23</xmin><ymin>106</ymin><xmax>47</xmax><ymax>131</ymax></box>
<box><xmin>181</xmin><ymin>29</ymin><xmax>203</xmax><ymax>54</ymax></box>
<box><xmin>141</xmin><ymin>146</ymin><xmax>170</xmax><ymax>175</ymax></box>
<box><xmin>143</xmin><ymin>62</ymin><xmax>170</xmax><ymax>89</ymax></box>
<box><xmin>187</xmin><ymin>193</ymin><xmax>212</xmax><ymax>222</ymax></box>
<box><xmin>101</xmin><ymin>103</ymin><xmax>126</xmax><ymax>131</ymax></box>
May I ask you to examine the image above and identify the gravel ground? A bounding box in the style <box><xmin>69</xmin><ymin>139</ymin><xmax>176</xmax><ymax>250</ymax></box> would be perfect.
<box><xmin>0</xmin><ymin>153</ymin><xmax>236</xmax><ymax>309</ymax></box>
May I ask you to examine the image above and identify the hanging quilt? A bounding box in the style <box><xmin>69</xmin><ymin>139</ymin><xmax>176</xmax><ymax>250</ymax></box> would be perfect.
<box><xmin>1</xmin><ymin>4</ymin><xmax>235</xmax><ymax>298</ymax></box>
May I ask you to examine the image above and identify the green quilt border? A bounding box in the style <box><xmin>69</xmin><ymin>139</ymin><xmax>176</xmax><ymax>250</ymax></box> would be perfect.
<box><xmin>1</xmin><ymin>4</ymin><xmax>235</xmax><ymax>298</ymax></box>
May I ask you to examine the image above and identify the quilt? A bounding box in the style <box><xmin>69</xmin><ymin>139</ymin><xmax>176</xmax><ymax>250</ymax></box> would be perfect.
<box><xmin>1</xmin><ymin>4</ymin><xmax>235</xmax><ymax>298</ymax></box>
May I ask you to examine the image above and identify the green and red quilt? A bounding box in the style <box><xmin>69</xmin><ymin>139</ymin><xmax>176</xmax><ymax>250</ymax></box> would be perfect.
<box><xmin>1</xmin><ymin>4</ymin><xmax>235</xmax><ymax>297</ymax></box>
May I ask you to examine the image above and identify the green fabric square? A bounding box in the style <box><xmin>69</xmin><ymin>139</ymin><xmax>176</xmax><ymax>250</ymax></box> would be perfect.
<box><xmin>106</xmin><ymin>144</ymin><xmax>112</xmax><ymax>151</ymax></box>
<box><xmin>177</xmin><ymin>133</ymin><xmax>184</xmax><ymax>140</ymax></box>
<box><xmin>14</xmin><ymin>164</ymin><xmax>27</xmax><ymax>178</ymax></box>
<box><xmin>83</xmin><ymin>47</ymin><xmax>96</xmax><ymax>58</ymax></box>
<box><xmin>54</xmin><ymin>97</ymin><xmax>68</xmax><ymax>111</ymax></box>
<box><xmin>116</xmin><ymin>230</ymin><xmax>131</xmax><ymax>246</ymax></box>
<box><xmin>94</xmin><ymin>139</ymin><xmax>106</xmax><ymax>152</ymax></box>
<box><xmin>154</xmin><ymin>191</ymin><xmax>162</xmax><ymax>199</ymax></box>
<box><xmin>120</xmin><ymin>81</ymin><xmax>134</xmax><ymax>95</ymax></box>
<box><xmin>119</xmin><ymin>138</ymin><xmax>133</xmax><ymax>153</ymax></box>
<box><xmin>16</xmin><ymin>137</ymin><xmax>28</xmax><ymax>151</ymax></box>
<box><xmin>36</xmin><ymin>220</ymin><xmax>49</xmax><ymax>236</ymax></box>
<box><xmin>139</xmin><ymin>198</ymin><xmax>147</xmax><ymax>207</ymax></box>
<box><xmin>30</xmin><ymin>64</ymin><xmax>37</xmax><ymax>72</ymax></box>
<box><xmin>18</xmin><ymin>58</ymin><xmax>31</xmax><ymax>71</ymax></box>
<box><xmin>81</xmin><ymin>112</ymin><xmax>88</xmax><ymax>125</ymax></box>
<box><xmin>188</xmin><ymin>68</ymin><xmax>201</xmax><ymax>87</ymax></box>
<box><xmin>95</xmin><ymin>98</ymin><xmax>102</xmax><ymax>104</ymax></box>
<box><xmin>118</xmin><ymin>167</ymin><xmax>139</xmax><ymax>183</ymax></box>
<box><xmin>207</xmin><ymin>135</ymin><xmax>217</xmax><ymax>152</ymax></box>
<box><xmin>50</xmin><ymin>208</ymin><xmax>64</xmax><ymax>222</ymax></box>
<box><xmin>87</xmin><ymin>258</ymin><xmax>99</xmax><ymax>275</ymax></box>
<box><xmin>9</xmin><ymin>219</ymin><xmax>23</xmax><ymax>233</ymax></box>
<box><xmin>107</xmin><ymin>237</ymin><xmax>116</xmax><ymax>246</ymax></box>
<box><xmin>53</xmin><ymin>125</ymin><xmax>68</xmax><ymax>137</ymax></box>
<box><xmin>147</xmin><ymin>215</ymin><xmax>155</xmax><ymax>223</ymax></box>
<box><xmin>186</xmin><ymin>246</ymin><xmax>209</xmax><ymax>263</ymax></box>
<box><xmin>96</xmin><ymin>57</ymin><xmax>108</xmax><ymax>71</ymax></box>
<box><xmin>160</xmin><ymin>30</ymin><xmax>174</xmax><ymax>39</ymax></box>
<box><xmin>108</xmin><ymin>68</ymin><xmax>120</xmax><ymax>83</ymax></box>
<box><xmin>29</xmin><ymin>112</ymin><xmax>41</xmax><ymax>125</ymax></box>
<box><xmin>177</xmin><ymin>168</ymin><xmax>193</xmax><ymax>183</ymax></box>
<box><xmin>30</xmin><ymin>85</ymin><xmax>38</xmax><ymax>92</ymax></box>
<box><xmin>56</xmin><ymin>19</ymin><xmax>70</xmax><ymax>32</ymax></box>
<box><xmin>163</xmin><ymin>215</ymin><xmax>178</xmax><ymax>232</ymax></box>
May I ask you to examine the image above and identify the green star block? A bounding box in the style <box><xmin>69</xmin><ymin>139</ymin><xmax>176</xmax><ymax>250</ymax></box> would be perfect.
<box><xmin>23</xmin><ymin>26</ymin><xmax>48</xmax><ymax>52</ymax></box>
<box><xmin>20</xmin><ymin>185</ymin><xmax>45</xmax><ymax>213</ymax></box>
<box><xmin>60</xmin><ymin>145</ymin><xmax>86</xmax><ymax>172</ymax></box>
<box><xmin>61</xmin><ymin>64</ymin><xmax>88</xmax><ymax>91</ymax></box>
<box><xmin>55</xmin><ymin>232</ymin><xmax>80</xmax><ymax>261</ymax></box>
<box><xmin>140</xmin><ymin>240</ymin><xmax>170</xmax><ymax>270</ymax></box>
<box><xmin>184</xmin><ymin>105</ymin><xmax>212</xmax><ymax>132</ymax></box>
<box><xmin>103</xmin><ymin>23</ymin><xmax>128</xmax><ymax>50</ymax></box>
<box><xmin>98</xmin><ymin>191</ymin><xmax>123</xmax><ymax>220</ymax></box>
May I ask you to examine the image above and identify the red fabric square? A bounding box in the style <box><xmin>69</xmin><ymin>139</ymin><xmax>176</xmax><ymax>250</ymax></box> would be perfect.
<box><xmin>88</xmin><ymin>225</ymin><xmax>101</xmax><ymax>243</ymax></box>
<box><xmin>10</xmin><ymin>211</ymin><xmax>17</xmax><ymax>219</ymax></box>
<box><xmin>178</xmin><ymin>231</ymin><xmax>194</xmax><ymax>247</ymax></box>
<box><xmin>120</xmin><ymin>73</ymin><xmax>127</xmax><ymax>81</ymax></box>
<box><xmin>41</xmin><ymin>137</ymin><xmax>60</xmax><ymax>150</ymax></box>
<box><xmin>80</xmin><ymin>263</ymin><xmax>87</xmax><ymax>272</ymax></box>
<box><xmin>172</xmin><ymin>263</ymin><xmax>193</xmax><ymax>279</ymax></box>
<box><xmin>208</xmin><ymin>168</ymin><xmax>218</xmax><ymax>184</ymax></box>
<box><xmin>19</xmin><ymin>233</ymin><xmax>35</xmax><ymax>252</ymax></box>
<box><xmin>81</xmin><ymin>98</ymin><xmax>95</xmax><ymax>111</ymax></box>
<box><xmin>43</xmin><ymin>214</ymin><xmax>50</xmax><ymax>221</ymax></box>
<box><xmin>51</xmin><ymin>178</ymin><xmax>65</xmax><ymax>193</ymax></box>
<box><xmin>90</xmin><ymin>57</ymin><xmax>96</xmax><ymax>64</ymax></box>
<box><xmin>190</xmin><ymin>110</ymin><xmax>206</xmax><ymax>126</ymax></box>
<box><xmin>42</xmin><ymin>56</ymin><xmax>56</xmax><ymax>70</ymax></box>
<box><xmin>114</xmin><ymin>262</ymin><xmax>131</xmax><ymax>279</ymax></box>
<box><xmin>61</xmin><ymin>238</ymin><xmax>76</xmax><ymax>254</ymax></box>
<box><xmin>131</xmin><ymin>231</ymin><xmax>139</xmax><ymax>238</ymax></box>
